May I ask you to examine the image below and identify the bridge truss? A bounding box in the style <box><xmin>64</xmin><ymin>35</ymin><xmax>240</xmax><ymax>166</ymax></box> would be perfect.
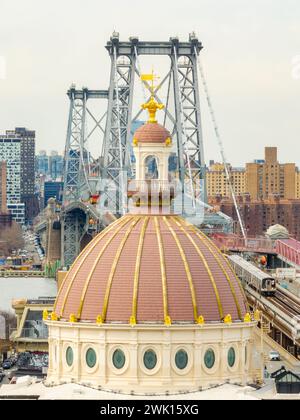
<box><xmin>60</xmin><ymin>33</ymin><xmax>231</xmax><ymax>266</ymax></box>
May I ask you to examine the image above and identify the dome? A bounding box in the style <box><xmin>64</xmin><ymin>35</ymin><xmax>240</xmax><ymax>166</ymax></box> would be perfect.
<box><xmin>54</xmin><ymin>215</ymin><xmax>248</xmax><ymax>324</ymax></box>
<box><xmin>266</xmin><ymin>224</ymin><xmax>289</xmax><ymax>240</ymax></box>
<box><xmin>134</xmin><ymin>122</ymin><xmax>171</xmax><ymax>144</ymax></box>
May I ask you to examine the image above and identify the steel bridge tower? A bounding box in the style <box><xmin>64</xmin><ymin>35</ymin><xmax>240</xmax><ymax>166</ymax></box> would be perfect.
<box><xmin>59</xmin><ymin>33</ymin><xmax>230</xmax><ymax>266</ymax></box>
<box><xmin>61</xmin><ymin>86</ymin><xmax>108</xmax><ymax>267</ymax></box>
<box><xmin>101</xmin><ymin>32</ymin><xmax>206</xmax><ymax>216</ymax></box>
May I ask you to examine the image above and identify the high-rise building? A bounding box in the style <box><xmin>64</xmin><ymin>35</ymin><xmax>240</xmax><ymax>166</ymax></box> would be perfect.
<box><xmin>0</xmin><ymin>135</ymin><xmax>21</xmax><ymax>203</ymax></box>
<box><xmin>7</xmin><ymin>202</ymin><xmax>25</xmax><ymax>225</ymax></box>
<box><xmin>14</xmin><ymin>128</ymin><xmax>39</xmax><ymax>223</ymax></box>
<box><xmin>0</xmin><ymin>161</ymin><xmax>7</xmax><ymax>213</ymax></box>
<box><xmin>206</xmin><ymin>162</ymin><xmax>246</xmax><ymax>199</ymax></box>
<box><xmin>49</xmin><ymin>151</ymin><xmax>63</xmax><ymax>180</ymax></box>
<box><xmin>44</xmin><ymin>181</ymin><xmax>63</xmax><ymax>207</ymax></box>
<box><xmin>0</xmin><ymin>134</ymin><xmax>25</xmax><ymax>225</ymax></box>
<box><xmin>246</xmin><ymin>147</ymin><xmax>296</xmax><ymax>200</ymax></box>
<box><xmin>0</xmin><ymin>162</ymin><xmax>12</xmax><ymax>228</ymax></box>
<box><xmin>296</xmin><ymin>169</ymin><xmax>300</xmax><ymax>199</ymax></box>
<box><xmin>36</xmin><ymin>150</ymin><xmax>49</xmax><ymax>176</ymax></box>
<box><xmin>14</xmin><ymin>127</ymin><xmax>35</xmax><ymax>196</ymax></box>
<box><xmin>36</xmin><ymin>150</ymin><xmax>63</xmax><ymax>180</ymax></box>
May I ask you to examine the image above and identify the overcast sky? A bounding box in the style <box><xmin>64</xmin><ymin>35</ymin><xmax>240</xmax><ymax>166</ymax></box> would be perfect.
<box><xmin>0</xmin><ymin>0</ymin><xmax>300</xmax><ymax>166</ymax></box>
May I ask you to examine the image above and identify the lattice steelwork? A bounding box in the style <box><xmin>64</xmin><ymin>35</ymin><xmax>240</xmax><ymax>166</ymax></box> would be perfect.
<box><xmin>62</xmin><ymin>208</ymin><xmax>87</xmax><ymax>267</ymax></box>
<box><xmin>62</xmin><ymin>87</ymin><xmax>108</xmax><ymax>266</ymax></box>
<box><xmin>59</xmin><ymin>33</ymin><xmax>232</xmax><ymax>266</ymax></box>
<box><xmin>101</xmin><ymin>33</ymin><xmax>206</xmax><ymax>216</ymax></box>
<box><xmin>63</xmin><ymin>86</ymin><xmax>108</xmax><ymax>205</ymax></box>
<box><xmin>171</xmin><ymin>36</ymin><xmax>206</xmax><ymax>204</ymax></box>
<box><xmin>102</xmin><ymin>34</ymin><xmax>136</xmax><ymax>216</ymax></box>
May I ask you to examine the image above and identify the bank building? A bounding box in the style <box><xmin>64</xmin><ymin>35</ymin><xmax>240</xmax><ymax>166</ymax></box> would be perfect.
<box><xmin>44</xmin><ymin>95</ymin><xmax>258</xmax><ymax>395</ymax></box>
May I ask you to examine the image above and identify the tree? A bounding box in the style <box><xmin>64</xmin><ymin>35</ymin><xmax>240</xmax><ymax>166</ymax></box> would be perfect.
<box><xmin>0</xmin><ymin>222</ymin><xmax>24</xmax><ymax>256</ymax></box>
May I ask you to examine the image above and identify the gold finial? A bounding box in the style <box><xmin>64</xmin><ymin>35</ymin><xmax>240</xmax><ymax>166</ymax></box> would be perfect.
<box><xmin>244</xmin><ymin>313</ymin><xmax>252</xmax><ymax>323</ymax></box>
<box><xmin>165</xmin><ymin>137</ymin><xmax>172</xmax><ymax>146</ymax></box>
<box><xmin>254</xmin><ymin>310</ymin><xmax>261</xmax><ymax>321</ymax></box>
<box><xmin>43</xmin><ymin>309</ymin><xmax>49</xmax><ymax>321</ymax></box>
<box><xmin>197</xmin><ymin>315</ymin><xmax>205</xmax><ymax>325</ymax></box>
<box><xmin>51</xmin><ymin>312</ymin><xmax>58</xmax><ymax>321</ymax></box>
<box><xmin>69</xmin><ymin>314</ymin><xmax>78</xmax><ymax>323</ymax></box>
<box><xmin>141</xmin><ymin>71</ymin><xmax>164</xmax><ymax>123</ymax></box>
<box><xmin>96</xmin><ymin>315</ymin><xmax>104</xmax><ymax>326</ymax></box>
<box><xmin>224</xmin><ymin>314</ymin><xmax>232</xmax><ymax>324</ymax></box>
<box><xmin>130</xmin><ymin>316</ymin><xmax>137</xmax><ymax>326</ymax></box>
<box><xmin>164</xmin><ymin>316</ymin><xmax>172</xmax><ymax>327</ymax></box>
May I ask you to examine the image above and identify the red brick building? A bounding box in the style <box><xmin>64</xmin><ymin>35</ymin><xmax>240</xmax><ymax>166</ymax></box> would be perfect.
<box><xmin>213</xmin><ymin>195</ymin><xmax>300</xmax><ymax>240</ymax></box>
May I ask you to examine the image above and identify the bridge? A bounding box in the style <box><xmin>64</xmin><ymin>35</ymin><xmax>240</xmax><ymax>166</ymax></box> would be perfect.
<box><xmin>276</xmin><ymin>239</ymin><xmax>300</xmax><ymax>270</ymax></box>
<box><xmin>36</xmin><ymin>32</ymin><xmax>233</xmax><ymax>268</ymax></box>
<box><xmin>211</xmin><ymin>233</ymin><xmax>277</xmax><ymax>255</ymax></box>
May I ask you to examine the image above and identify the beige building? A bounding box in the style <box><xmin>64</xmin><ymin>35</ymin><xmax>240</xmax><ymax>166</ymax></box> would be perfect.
<box><xmin>11</xmin><ymin>298</ymin><xmax>55</xmax><ymax>353</ymax></box>
<box><xmin>206</xmin><ymin>163</ymin><xmax>246</xmax><ymax>199</ymax></box>
<box><xmin>45</xmin><ymin>96</ymin><xmax>259</xmax><ymax>395</ymax></box>
<box><xmin>296</xmin><ymin>170</ymin><xmax>300</xmax><ymax>199</ymax></box>
<box><xmin>207</xmin><ymin>149</ymin><xmax>299</xmax><ymax>202</ymax></box>
<box><xmin>246</xmin><ymin>147</ymin><xmax>296</xmax><ymax>200</ymax></box>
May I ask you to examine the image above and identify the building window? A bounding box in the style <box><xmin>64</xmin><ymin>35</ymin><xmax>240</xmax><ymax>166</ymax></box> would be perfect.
<box><xmin>86</xmin><ymin>348</ymin><xmax>97</xmax><ymax>369</ymax></box>
<box><xmin>113</xmin><ymin>349</ymin><xmax>126</xmax><ymax>369</ymax></box>
<box><xmin>66</xmin><ymin>347</ymin><xmax>74</xmax><ymax>367</ymax></box>
<box><xmin>228</xmin><ymin>347</ymin><xmax>236</xmax><ymax>368</ymax></box>
<box><xmin>175</xmin><ymin>350</ymin><xmax>188</xmax><ymax>370</ymax></box>
<box><xmin>143</xmin><ymin>350</ymin><xmax>157</xmax><ymax>370</ymax></box>
<box><xmin>204</xmin><ymin>349</ymin><xmax>215</xmax><ymax>369</ymax></box>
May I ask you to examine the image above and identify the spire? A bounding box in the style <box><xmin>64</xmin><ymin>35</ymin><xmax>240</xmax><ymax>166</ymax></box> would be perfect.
<box><xmin>141</xmin><ymin>71</ymin><xmax>164</xmax><ymax>123</ymax></box>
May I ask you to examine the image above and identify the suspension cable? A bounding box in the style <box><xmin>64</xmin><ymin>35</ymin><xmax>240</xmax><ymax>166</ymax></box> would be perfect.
<box><xmin>194</xmin><ymin>46</ymin><xmax>247</xmax><ymax>241</ymax></box>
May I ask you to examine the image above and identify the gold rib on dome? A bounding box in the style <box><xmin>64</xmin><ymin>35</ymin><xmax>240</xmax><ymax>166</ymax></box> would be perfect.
<box><xmin>182</xmin><ymin>220</ymin><xmax>243</xmax><ymax>320</ymax></box>
<box><xmin>172</xmin><ymin>217</ymin><xmax>224</xmax><ymax>320</ymax></box>
<box><xmin>53</xmin><ymin>219</ymin><xmax>118</xmax><ymax>314</ymax></box>
<box><xmin>130</xmin><ymin>216</ymin><xmax>150</xmax><ymax>326</ymax></box>
<box><xmin>77</xmin><ymin>217</ymin><xmax>138</xmax><ymax>320</ymax></box>
<box><xmin>57</xmin><ymin>217</ymin><xmax>126</xmax><ymax>317</ymax></box>
<box><xmin>100</xmin><ymin>217</ymin><xmax>141</xmax><ymax>323</ymax></box>
<box><xmin>163</xmin><ymin>216</ymin><xmax>200</xmax><ymax>323</ymax></box>
<box><xmin>154</xmin><ymin>216</ymin><xmax>171</xmax><ymax>326</ymax></box>
<box><xmin>180</xmin><ymin>218</ymin><xmax>250</xmax><ymax>315</ymax></box>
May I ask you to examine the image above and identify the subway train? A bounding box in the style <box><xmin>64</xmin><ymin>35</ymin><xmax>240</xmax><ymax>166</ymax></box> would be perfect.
<box><xmin>228</xmin><ymin>254</ymin><xmax>276</xmax><ymax>297</ymax></box>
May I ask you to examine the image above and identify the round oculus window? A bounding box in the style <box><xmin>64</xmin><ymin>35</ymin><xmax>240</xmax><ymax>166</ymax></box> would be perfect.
<box><xmin>143</xmin><ymin>350</ymin><xmax>157</xmax><ymax>370</ymax></box>
<box><xmin>66</xmin><ymin>347</ymin><xmax>74</xmax><ymax>367</ymax></box>
<box><xmin>112</xmin><ymin>349</ymin><xmax>126</xmax><ymax>369</ymax></box>
<box><xmin>228</xmin><ymin>347</ymin><xmax>236</xmax><ymax>368</ymax></box>
<box><xmin>175</xmin><ymin>350</ymin><xmax>188</xmax><ymax>370</ymax></box>
<box><xmin>204</xmin><ymin>349</ymin><xmax>215</xmax><ymax>369</ymax></box>
<box><xmin>86</xmin><ymin>348</ymin><xmax>97</xmax><ymax>368</ymax></box>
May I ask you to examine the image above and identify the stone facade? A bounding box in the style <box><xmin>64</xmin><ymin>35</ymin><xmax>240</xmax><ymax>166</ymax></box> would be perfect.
<box><xmin>46</xmin><ymin>321</ymin><xmax>257</xmax><ymax>394</ymax></box>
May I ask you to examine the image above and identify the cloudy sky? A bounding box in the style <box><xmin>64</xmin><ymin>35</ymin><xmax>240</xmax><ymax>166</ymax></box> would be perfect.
<box><xmin>0</xmin><ymin>0</ymin><xmax>300</xmax><ymax>166</ymax></box>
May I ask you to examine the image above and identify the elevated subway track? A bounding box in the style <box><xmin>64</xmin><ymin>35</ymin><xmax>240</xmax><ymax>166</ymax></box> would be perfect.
<box><xmin>245</xmin><ymin>285</ymin><xmax>300</xmax><ymax>345</ymax></box>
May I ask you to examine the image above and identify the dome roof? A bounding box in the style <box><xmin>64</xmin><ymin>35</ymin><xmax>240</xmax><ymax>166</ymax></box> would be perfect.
<box><xmin>266</xmin><ymin>224</ymin><xmax>289</xmax><ymax>240</ymax></box>
<box><xmin>54</xmin><ymin>215</ymin><xmax>247</xmax><ymax>324</ymax></box>
<box><xmin>134</xmin><ymin>122</ymin><xmax>171</xmax><ymax>144</ymax></box>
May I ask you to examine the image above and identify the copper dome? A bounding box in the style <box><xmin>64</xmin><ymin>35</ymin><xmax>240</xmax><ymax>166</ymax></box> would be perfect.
<box><xmin>134</xmin><ymin>122</ymin><xmax>171</xmax><ymax>144</ymax></box>
<box><xmin>54</xmin><ymin>215</ymin><xmax>248</xmax><ymax>325</ymax></box>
